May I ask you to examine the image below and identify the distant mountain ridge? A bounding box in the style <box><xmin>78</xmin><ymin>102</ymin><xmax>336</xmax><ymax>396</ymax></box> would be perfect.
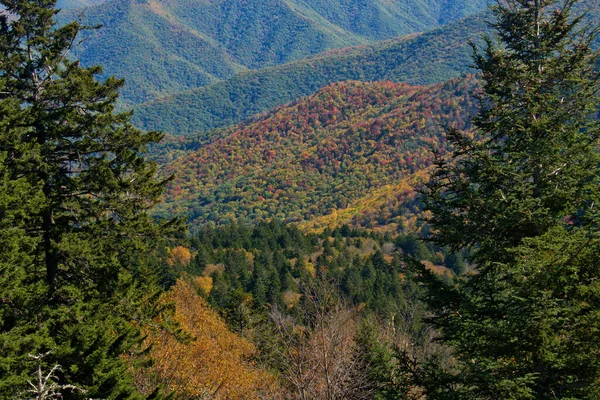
<box><xmin>156</xmin><ymin>77</ymin><xmax>479</xmax><ymax>231</ymax></box>
<box><xmin>56</xmin><ymin>0</ymin><xmax>107</xmax><ymax>9</ymax></box>
<box><xmin>132</xmin><ymin>13</ymin><xmax>489</xmax><ymax>135</ymax></box>
<box><xmin>132</xmin><ymin>0</ymin><xmax>600</xmax><ymax>137</ymax></box>
<box><xmin>61</xmin><ymin>0</ymin><xmax>489</xmax><ymax>105</ymax></box>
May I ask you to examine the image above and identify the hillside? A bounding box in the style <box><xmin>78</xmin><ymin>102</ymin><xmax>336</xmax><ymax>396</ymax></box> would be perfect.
<box><xmin>62</xmin><ymin>0</ymin><xmax>488</xmax><ymax>105</ymax></box>
<box><xmin>56</xmin><ymin>0</ymin><xmax>107</xmax><ymax>9</ymax></box>
<box><xmin>133</xmin><ymin>13</ymin><xmax>489</xmax><ymax>135</ymax></box>
<box><xmin>60</xmin><ymin>0</ymin><xmax>247</xmax><ymax>105</ymax></box>
<box><xmin>156</xmin><ymin>76</ymin><xmax>478</xmax><ymax>232</ymax></box>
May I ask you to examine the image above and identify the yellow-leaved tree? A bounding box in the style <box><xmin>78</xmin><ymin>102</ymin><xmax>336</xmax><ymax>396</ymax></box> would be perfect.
<box><xmin>131</xmin><ymin>278</ymin><xmax>279</xmax><ymax>399</ymax></box>
<box><xmin>166</xmin><ymin>246</ymin><xmax>192</xmax><ymax>267</ymax></box>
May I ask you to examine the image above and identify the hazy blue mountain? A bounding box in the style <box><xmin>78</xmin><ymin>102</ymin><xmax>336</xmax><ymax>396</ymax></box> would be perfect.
<box><xmin>56</xmin><ymin>0</ymin><xmax>107</xmax><ymax>10</ymax></box>
<box><xmin>61</xmin><ymin>0</ymin><xmax>489</xmax><ymax>105</ymax></box>
<box><xmin>131</xmin><ymin>0</ymin><xmax>599</xmax><ymax>136</ymax></box>
<box><xmin>132</xmin><ymin>13</ymin><xmax>489</xmax><ymax>135</ymax></box>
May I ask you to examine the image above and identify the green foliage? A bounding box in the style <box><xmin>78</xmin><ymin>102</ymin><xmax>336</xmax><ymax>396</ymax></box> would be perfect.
<box><xmin>427</xmin><ymin>2</ymin><xmax>600</xmax><ymax>265</ymax></box>
<box><xmin>134</xmin><ymin>14</ymin><xmax>490</xmax><ymax>135</ymax></box>
<box><xmin>187</xmin><ymin>221</ymin><xmax>462</xmax><ymax>337</ymax></box>
<box><xmin>418</xmin><ymin>0</ymin><xmax>600</xmax><ymax>397</ymax></box>
<box><xmin>61</xmin><ymin>0</ymin><xmax>489</xmax><ymax>107</ymax></box>
<box><xmin>55</xmin><ymin>0</ymin><xmax>106</xmax><ymax>9</ymax></box>
<box><xmin>355</xmin><ymin>320</ymin><xmax>399</xmax><ymax>399</ymax></box>
<box><xmin>0</xmin><ymin>1</ymin><xmax>179</xmax><ymax>397</ymax></box>
<box><xmin>396</xmin><ymin>233</ymin><xmax>434</xmax><ymax>261</ymax></box>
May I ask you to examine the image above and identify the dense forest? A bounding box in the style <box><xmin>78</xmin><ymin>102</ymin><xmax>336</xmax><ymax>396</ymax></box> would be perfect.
<box><xmin>60</xmin><ymin>0</ymin><xmax>488</xmax><ymax>105</ymax></box>
<box><xmin>132</xmin><ymin>0</ymin><xmax>597</xmax><ymax>136</ymax></box>
<box><xmin>55</xmin><ymin>0</ymin><xmax>106</xmax><ymax>9</ymax></box>
<box><xmin>155</xmin><ymin>77</ymin><xmax>478</xmax><ymax>231</ymax></box>
<box><xmin>132</xmin><ymin>14</ymin><xmax>489</xmax><ymax>135</ymax></box>
<box><xmin>143</xmin><ymin>220</ymin><xmax>467</xmax><ymax>398</ymax></box>
<box><xmin>1</xmin><ymin>0</ymin><xmax>599</xmax><ymax>399</ymax></box>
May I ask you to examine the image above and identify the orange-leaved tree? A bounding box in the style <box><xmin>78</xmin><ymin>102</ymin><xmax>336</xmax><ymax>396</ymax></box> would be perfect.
<box><xmin>131</xmin><ymin>278</ymin><xmax>279</xmax><ymax>399</ymax></box>
<box><xmin>166</xmin><ymin>246</ymin><xmax>192</xmax><ymax>267</ymax></box>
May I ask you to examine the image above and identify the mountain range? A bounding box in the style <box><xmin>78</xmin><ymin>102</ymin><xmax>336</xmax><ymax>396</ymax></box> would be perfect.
<box><xmin>56</xmin><ymin>0</ymin><xmax>600</xmax><ymax>231</ymax></box>
<box><xmin>132</xmin><ymin>13</ymin><xmax>489</xmax><ymax>135</ymax></box>
<box><xmin>56</xmin><ymin>0</ymin><xmax>106</xmax><ymax>9</ymax></box>
<box><xmin>61</xmin><ymin>0</ymin><xmax>489</xmax><ymax>105</ymax></box>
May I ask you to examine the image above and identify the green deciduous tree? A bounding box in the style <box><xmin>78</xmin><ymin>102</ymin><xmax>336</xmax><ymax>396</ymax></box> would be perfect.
<box><xmin>0</xmin><ymin>0</ymin><xmax>179</xmax><ymax>397</ymax></box>
<box><xmin>418</xmin><ymin>0</ymin><xmax>600</xmax><ymax>398</ymax></box>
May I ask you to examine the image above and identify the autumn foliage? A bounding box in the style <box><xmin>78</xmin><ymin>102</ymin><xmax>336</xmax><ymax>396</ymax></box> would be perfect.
<box><xmin>166</xmin><ymin>246</ymin><xmax>192</xmax><ymax>267</ymax></box>
<box><xmin>157</xmin><ymin>77</ymin><xmax>477</xmax><ymax>232</ymax></box>
<box><xmin>132</xmin><ymin>278</ymin><xmax>278</xmax><ymax>399</ymax></box>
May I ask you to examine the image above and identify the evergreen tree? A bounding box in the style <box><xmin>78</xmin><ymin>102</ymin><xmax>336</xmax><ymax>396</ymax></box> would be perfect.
<box><xmin>426</xmin><ymin>0</ymin><xmax>599</xmax><ymax>264</ymax></box>
<box><xmin>0</xmin><ymin>0</ymin><xmax>179</xmax><ymax>397</ymax></box>
<box><xmin>418</xmin><ymin>0</ymin><xmax>600</xmax><ymax>398</ymax></box>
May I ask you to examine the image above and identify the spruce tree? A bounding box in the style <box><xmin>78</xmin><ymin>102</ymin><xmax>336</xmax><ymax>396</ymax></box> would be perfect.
<box><xmin>427</xmin><ymin>0</ymin><xmax>599</xmax><ymax>264</ymax></box>
<box><xmin>0</xmin><ymin>0</ymin><xmax>179</xmax><ymax>397</ymax></box>
<box><xmin>418</xmin><ymin>0</ymin><xmax>600</xmax><ymax>398</ymax></box>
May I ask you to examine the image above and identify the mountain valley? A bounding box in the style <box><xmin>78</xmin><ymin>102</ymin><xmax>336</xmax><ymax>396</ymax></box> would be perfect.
<box><xmin>60</xmin><ymin>0</ymin><xmax>489</xmax><ymax>105</ymax></box>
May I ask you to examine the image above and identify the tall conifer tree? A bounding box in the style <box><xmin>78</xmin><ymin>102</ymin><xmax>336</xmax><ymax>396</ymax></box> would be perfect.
<box><xmin>0</xmin><ymin>0</ymin><xmax>179</xmax><ymax>397</ymax></box>
<box><xmin>419</xmin><ymin>0</ymin><xmax>600</xmax><ymax>398</ymax></box>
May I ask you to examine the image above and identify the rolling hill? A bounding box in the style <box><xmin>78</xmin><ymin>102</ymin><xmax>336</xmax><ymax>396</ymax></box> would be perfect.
<box><xmin>132</xmin><ymin>0</ymin><xmax>600</xmax><ymax>137</ymax></box>
<box><xmin>61</xmin><ymin>0</ymin><xmax>489</xmax><ymax>105</ymax></box>
<box><xmin>156</xmin><ymin>76</ymin><xmax>479</xmax><ymax>232</ymax></box>
<box><xmin>56</xmin><ymin>0</ymin><xmax>107</xmax><ymax>9</ymax></box>
<box><xmin>133</xmin><ymin>13</ymin><xmax>489</xmax><ymax>135</ymax></box>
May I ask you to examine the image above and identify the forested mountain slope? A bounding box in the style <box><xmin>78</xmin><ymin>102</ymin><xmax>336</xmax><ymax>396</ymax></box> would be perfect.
<box><xmin>56</xmin><ymin>0</ymin><xmax>106</xmax><ymax>9</ymax></box>
<box><xmin>133</xmin><ymin>13</ymin><xmax>489</xmax><ymax>135</ymax></box>
<box><xmin>156</xmin><ymin>77</ymin><xmax>478</xmax><ymax>231</ymax></box>
<box><xmin>62</xmin><ymin>0</ymin><xmax>488</xmax><ymax>105</ymax></box>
